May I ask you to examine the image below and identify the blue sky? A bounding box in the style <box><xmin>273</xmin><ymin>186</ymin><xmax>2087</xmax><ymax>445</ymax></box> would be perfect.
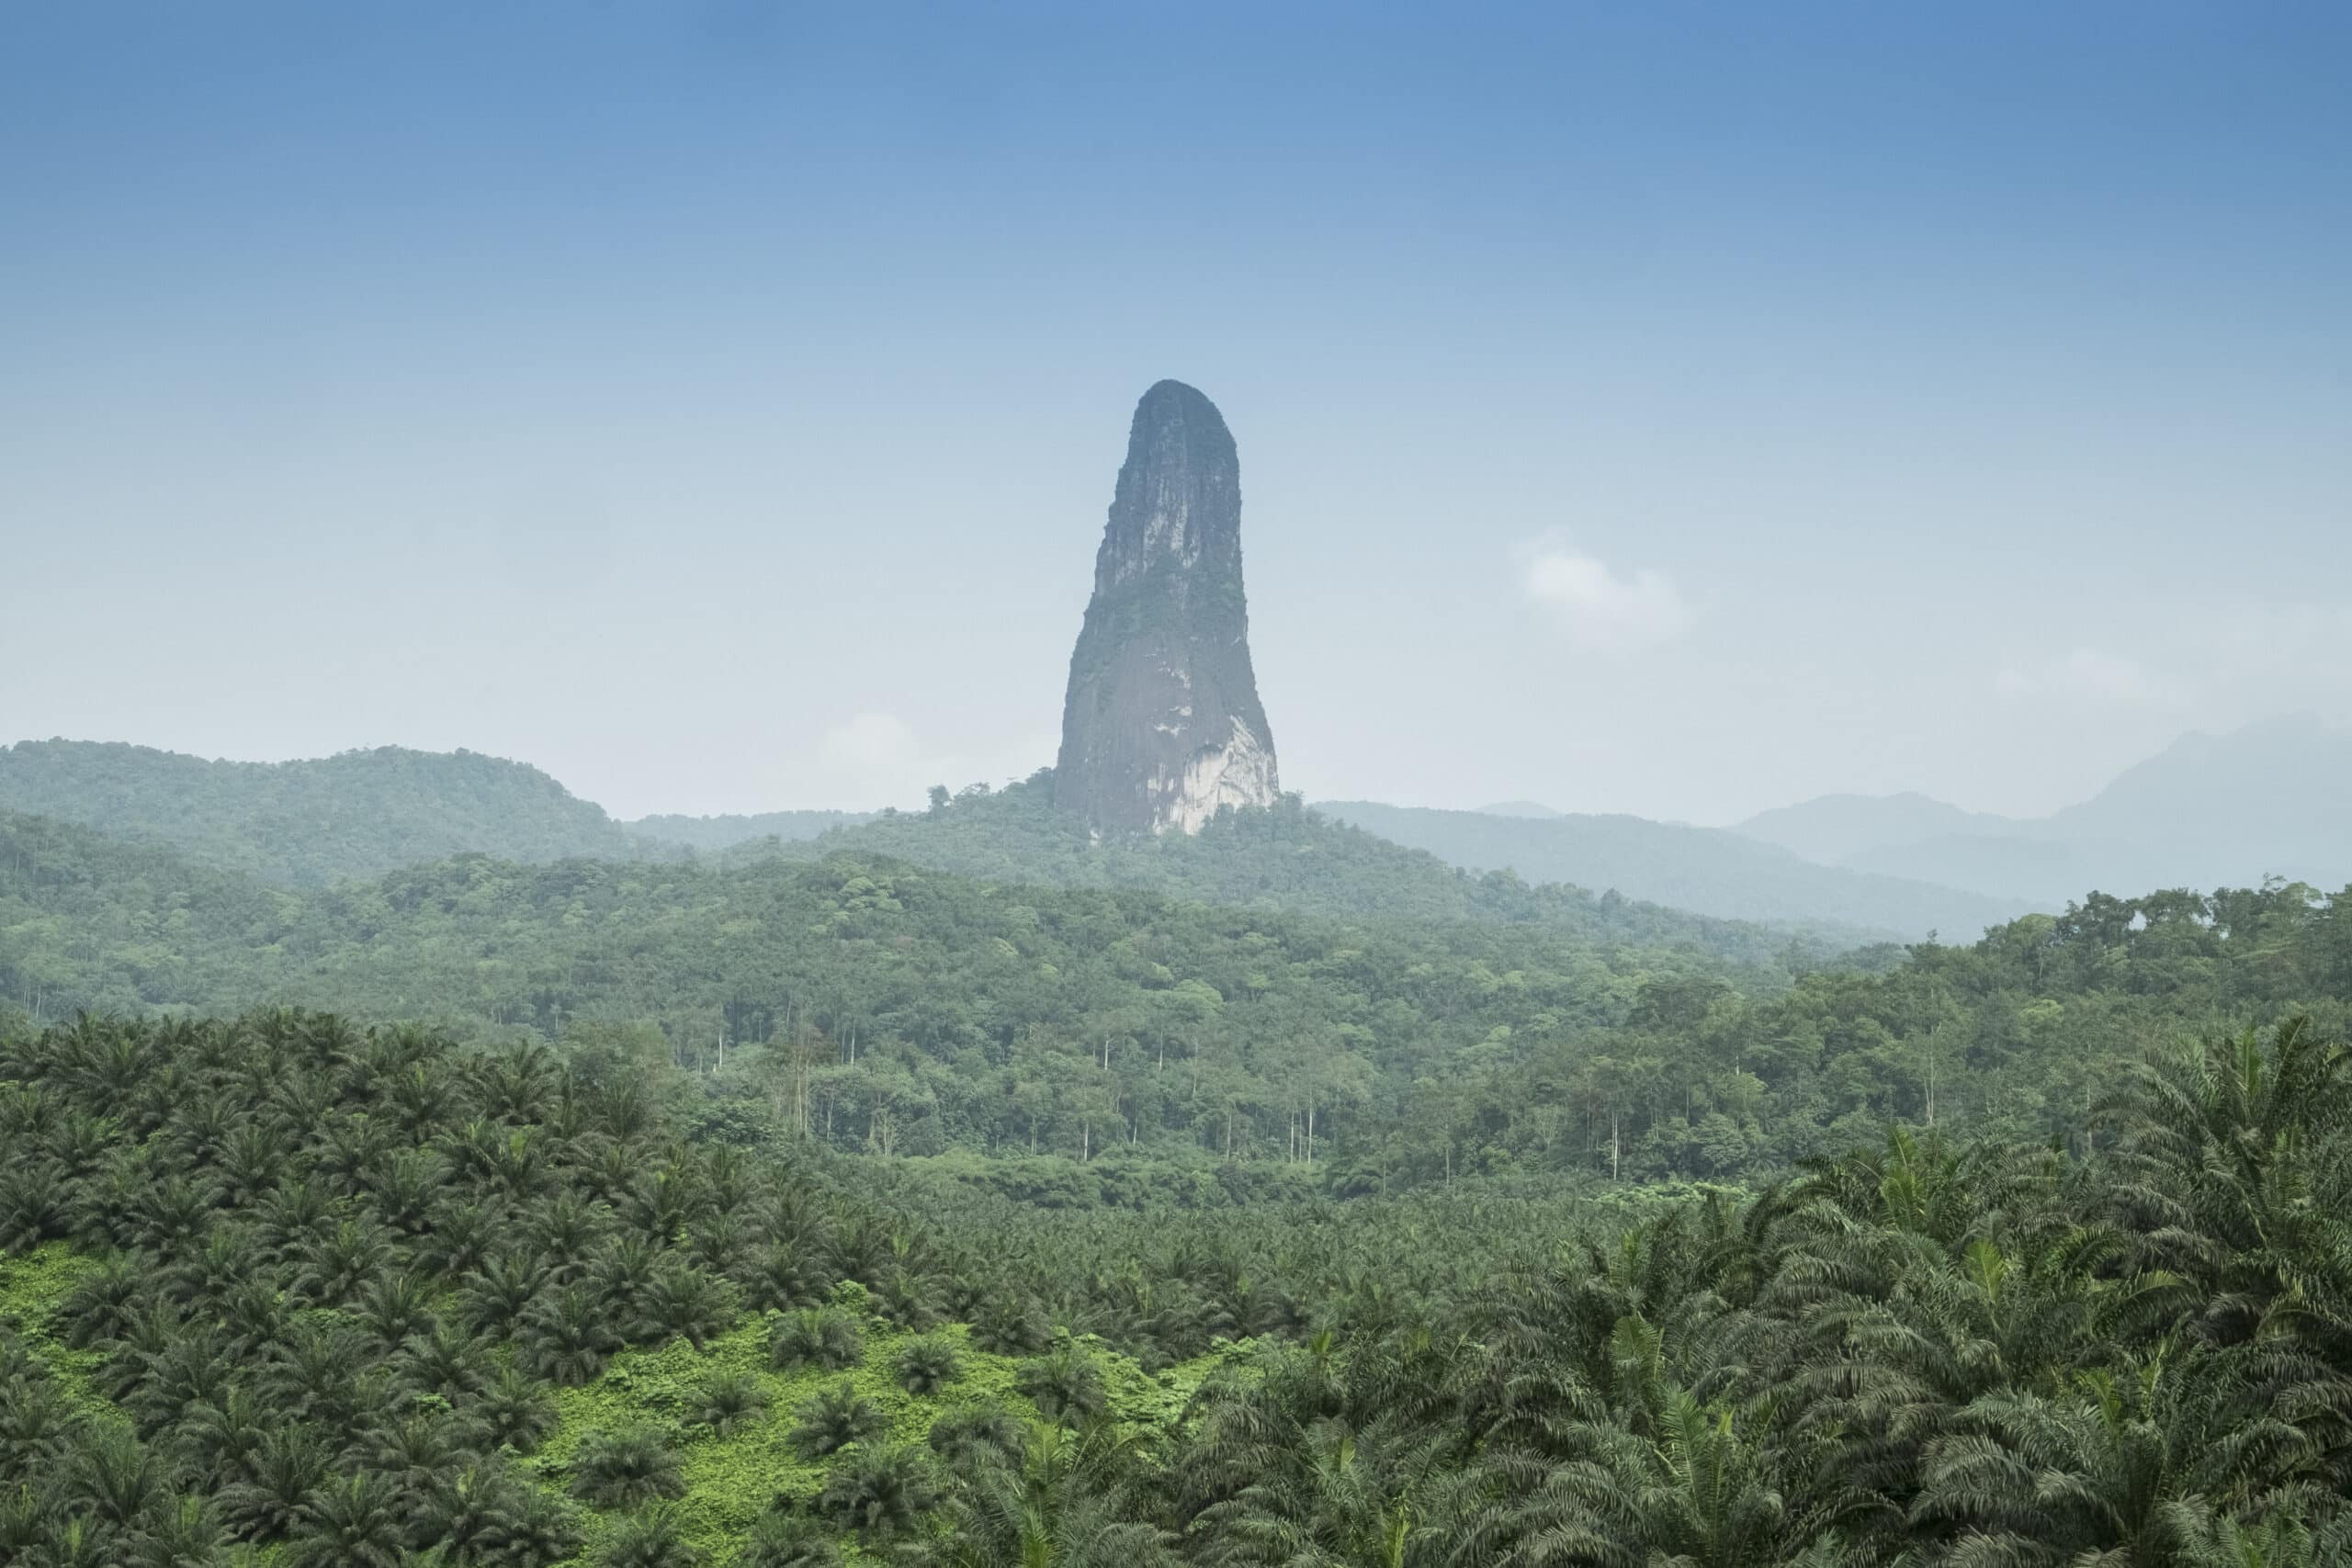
<box><xmin>4</xmin><ymin>2</ymin><xmax>2346</xmax><ymax>821</ymax></box>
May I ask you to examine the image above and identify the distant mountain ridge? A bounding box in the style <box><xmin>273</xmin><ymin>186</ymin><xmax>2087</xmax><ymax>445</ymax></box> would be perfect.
<box><xmin>14</xmin><ymin>713</ymin><xmax>2332</xmax><ymax>945</ymax></box>
<box><xmin>1317</xmin><ymin>799</ymin><xmax>2024</xmax><ymax>941</ymax></box>
<box><xmin>0</xmin><ymin>739</ymin><xmax>664</xmax><ymax>887</ymax></box>
<box><xmin>1735</xmin><ymin>714</ymin><xmax>2352</xmax><ymax>902</ymax></box>
<box><xmin>1477</xmin><ymin>800</ymin><xmax>1566</xmax><ymax>820</ymax></box>
<box><xmin>1731</xmin><ymin>792</ymin><xmax>2017</xmax><ymax>868</ymax></box>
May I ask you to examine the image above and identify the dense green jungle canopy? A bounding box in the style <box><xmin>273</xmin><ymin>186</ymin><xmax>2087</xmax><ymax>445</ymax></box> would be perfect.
<box><xmin>2</xmin><ymin>796</ymin><xmax>2346</xmax><ymax>1192</ymax></box>
<box><xmin>3</xmin><ymin>1009</ymin><xmax>2350</xmax><ymax>1566</ymax></box>
<box><xmin>5</xmin><ymin>748</ymin><xmax>2352</xmax><ymax>1562</ymax></box>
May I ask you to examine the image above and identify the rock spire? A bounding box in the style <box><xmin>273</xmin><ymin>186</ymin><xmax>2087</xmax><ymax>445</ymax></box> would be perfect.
<box><xmin>1054</xmin><ymin>379</ymin><xmax>1279</xmax><ymax>834</ymax></box>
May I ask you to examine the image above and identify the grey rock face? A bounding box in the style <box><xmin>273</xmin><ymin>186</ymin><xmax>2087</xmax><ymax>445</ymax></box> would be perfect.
<box><xmin>1055</xmin><ymin>380</ymin><xmax>1279</xmax><ymax>834</ymax></box>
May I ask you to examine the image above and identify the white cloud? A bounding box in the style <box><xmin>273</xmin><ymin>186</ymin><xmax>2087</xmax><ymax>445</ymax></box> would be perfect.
<box><xmin>800</xmin><ymin>711</ymin><xmax>1056</xmax><ymax>809</ymax></box>
<box><xmin>1996</xmin><ymin>647</ymin><xmax>2167</xmax><ymax>704</ymax></box>
<box><xmin>817</xmin><ymin>711</ymin><xmax>922</xmax><ymax>773</ymax></box>
<box><xmin>1521</xmin><ymin>543</ymin><xmax>1691</xmax><ymax>651</ymax></box>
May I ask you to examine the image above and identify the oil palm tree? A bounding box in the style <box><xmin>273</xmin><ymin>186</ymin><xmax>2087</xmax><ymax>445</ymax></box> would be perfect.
<box><xmin>526</xmin><ymin>1285</ymin><xmax>621</xmax><ymax>1387</ymax></box>
<box><xmin>174</xmin><ymin>1386</ymin><xmax>269</xmax><ymax>1490</ymax></box>
<box><xmin>357</xmin><ymin>1271</ymin><xmax>438</xmax><ymax>1350</ymax></box>
<box><xmin>474</xmin><ymin>1360</ymin><xmax>560</xmax><ymax>1454</ymax></box>
<box><xmin>460</xmin><ymin>1250</ymin><xmax>552</xmax><ymax>1338</ymax></box>
<box><xmin>1492</xmin><ymin>1385</ymin><xmax>1794</xmax><ymax>1568</ymax></box>
<box><xmin>741</xmin><ymin>1506</ymin><xmax>841</xmax><ymax>1568</ymax></box>
<box><xmin>1017</xmin><ymin>1339</ymin><xmax>1108</xmax><ymax>1427</ymax></box>
<box><xmin>894</xmin><ymin>1334</ymin><xmax>963</xmax><ymax>1395</ymax></box>
<box><xmin>396</xmin><ymin>1316</ymin><xmax>494</xmax><ymax>1404</ymax></box>
<box><xmin>2104</xmin><ymin>1019</ymin><xmax>2351</xmax><ymax>1348</ymax></box>
<box><xmin>215</xmin><ymin>1421</ymin><xmax>333</xmax><ymax>1540</ymax></box>
<box><xmin>634</xmin><ymin>1260</ymin><xmax>739</xmax><ymax>1352</ymax></box>
<box><xmin>288</xmin><ymin>1467</ymin><xmax>405</xmax><ymax>1568</ymax></box>
<box><xmin>818</xmin><ymin>1443</ymin><xmax>940</xmax><ymax>1541</ymax></box>
<box><xmin>570</xmin><ymin>1427</ymin><xmax>686</xmax><ymax>1510</ymax></box>
<box><xmin>594</xmin><ymin>1504</ymin><xmax>699</xmax><ymax>1568</ymax></box>
<box><xmin>741</xmin><ymin>1244</ymin><xmax>830</xmax><ymax>1314</ymax></box>
<box><xmin>791</xmin><ymin>1382</ymin><xmax>886</xmax><ymax>1459</ymax></box>
<box><xmin>61</xmin><ymin>1420</ymin><xmax>171</xmax><ymax>1537</ymax></box>
<box><xmin>694</xmin><ymin>1371</ymin><xmax>770</xmax><ymax>1438</ymax></box>
<box><xmin>771</xmin><ymin>1306</ymin><xmax>863</xmax><ymax>1372</ymax></box>
<box><xmin>1910</xmin><ymin>1348</ymin><xmax>2316</xmax><ymax>1566</ymax></box>
<box><xmin>123</xmin><ymin>1490</ymin><xmax>228</xmax><ymax>1568</ymax></box>
<box><xmin>933</xmin><ymin>1416</ymin><xmax>1177</xmax><ymax>1568</ymax></box>
<box><xmin>411</xmin><ymin>1457</ymin><xmax>580</xmax><ymax>1566</ymax></box>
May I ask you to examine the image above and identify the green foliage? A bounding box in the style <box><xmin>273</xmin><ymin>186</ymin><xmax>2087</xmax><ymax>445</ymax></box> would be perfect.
<box><xmin>741</xmin><ymin>1506</ymin><xmax>841</xmax><ymax>1568</ymax></box>
<box><xmin>480</xmin><ymin>1360</ymin><xmax>560</xmax><ymax>1453</ymax></box>
<box><xmin>891</xmin><ymin>1333</ymin><xmax>961</xmax><ymax>1395</ymax></box>
<box><xmin>1015</xmin><ymin>1338</ymin><xmax>1108</xmax><ymax>1425</ymax></box>
<box><xmin>769</xmin><ymin>1308</ymin><xmax>862</xmax><ymax>1374</ymax></box>
<box><xmin>815</xmin><ymin>1442</ymin><xmax>938</xmax><ymax>1540</ymax></box>
<box><xmin>5</xmin><ymin>1005</ymin><xmax>1125</xmax><ymax>1563</ymax></box>
<box><xmin>287</xmin><ymin>1469</ymin><xmax>404</xmax><ymax>1567</ymax></box>
<box><xmin>788</xmin><ymin>1382</ymin><xmax>885</xmax><ymax>1459</ymax></box>
<box><xmin>926</xmin><ymin>1416</ymin><xmax>1176</xmax><ymax>1568</ymax></box>
<box><xmin>539</xmin><ymin>1317</ymin><xmax>969</xmax><ymax>1561</ymax></box>
<box><xmin>12</xmin><ymin>782</ymin><xmax>2350</xmax><ymax>1199</ymax></box>
<box><xmin>925</xmin><ymin>1404</ymin><xmax>1025</xmax><ymax>1472</ymax></box>
<box><xmin>0</xmin><ymin>907</ymin><xmax>2348</xmax><ymax>1568</ymax></box>
<box><xmin>690</xmin><ymin>1371</ymin><xmax>769</xmax><ymax>1437</ymax></box>
<box><xmin>570</xmin><ymin>1427</ymin><xmax>688</xmax><ymax>1509</ymax></box>
<box><xmin>594</xmin><ymin>1503</ymin><xmax>701</xmax><ymax>1568</ymax></box>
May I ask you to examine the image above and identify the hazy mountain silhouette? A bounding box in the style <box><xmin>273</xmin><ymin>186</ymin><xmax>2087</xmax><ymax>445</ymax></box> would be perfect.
<box><xmin>1317</xmin><ymin>799</ymin><xmax>2025</xmax><ymax>940</ymax></box>
<box><xmin>1476</xmin><ymin>800</ymin><xmax>1566</xmax><ymax>820</ymax></box>
<box><xmin>1736</xmin><ymin>714</ymin><xmax>2352</xmax><ymax>901</ymax></box>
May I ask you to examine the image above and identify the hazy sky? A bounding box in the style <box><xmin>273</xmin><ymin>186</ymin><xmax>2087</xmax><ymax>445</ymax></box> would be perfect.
<box><xmin>6</xmin><ymin>3</ymin><xmax>2346</xmax><ymax>823</ymax></box>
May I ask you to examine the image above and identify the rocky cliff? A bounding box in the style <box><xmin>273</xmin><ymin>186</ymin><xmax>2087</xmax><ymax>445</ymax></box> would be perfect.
<box><xmin>1054</xmin><ymin>380</ymin><xmax>1279</xmax><ymax>834</ymax></box>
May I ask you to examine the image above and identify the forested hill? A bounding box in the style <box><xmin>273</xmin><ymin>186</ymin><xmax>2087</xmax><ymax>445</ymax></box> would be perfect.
<box><xmin>725</xmin><ymin>777</ymin><xmax>1877</xmax><ymax>964</ymax></box>
<box><xmin>0</xmin><ymin>804</ymin><xmax>1772</xmax><ymax>1165</ymax></box>
<box><xmin>0</xmin><ymin>739</ymin><xmax>669</xmax><ymax>886</ymax></box>
<box><xmin>0</xmin><ymin>744</ymin><xmax>1865</xmax><ymax>959</ymax></box>
<box><xmin>5</xmin><ymin>805</ymin><xmax>2346</xmax><ymax>1192</ymax></box>
<box><xmin>621</xmin><ymin>809</ymin><xmax>877</xmax><ymax>852</ymax></box>
<box><xmin>1315</xmin><ymin>797</ymin><xmax>2030</xmax><ymax>939</ymax></box>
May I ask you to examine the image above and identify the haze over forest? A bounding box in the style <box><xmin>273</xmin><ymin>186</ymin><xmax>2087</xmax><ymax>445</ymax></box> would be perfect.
<box><xmin>4</xmin><ymin>6</ymin><xmax>2350</xmax><ymax>1568</ymax></box>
